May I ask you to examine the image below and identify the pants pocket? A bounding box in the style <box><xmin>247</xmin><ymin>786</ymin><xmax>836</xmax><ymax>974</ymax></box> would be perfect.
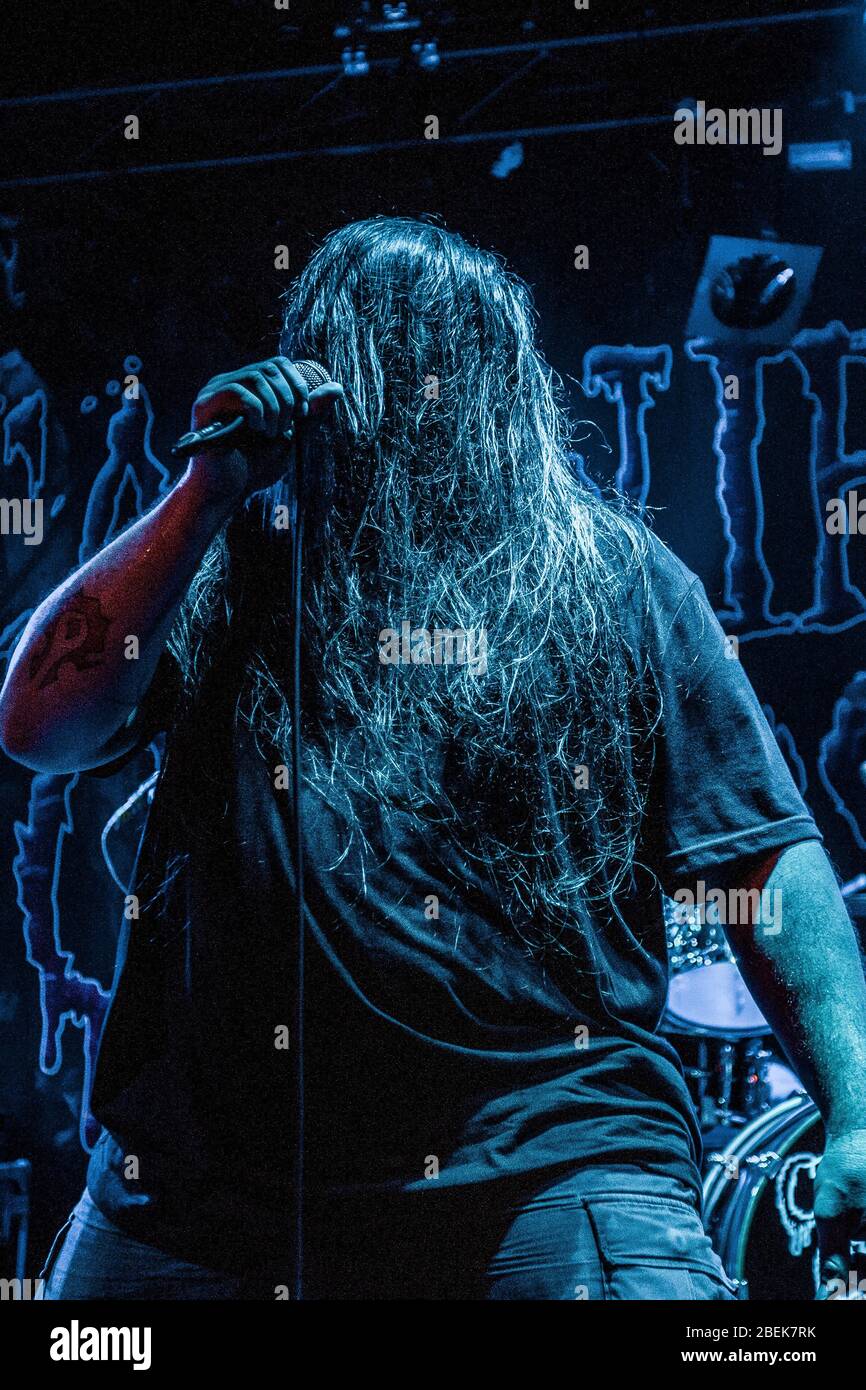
<box><xmin>584</xmin><ymin>1193</ymin><xmax>738</xmax><ymax>1301</ymax></box>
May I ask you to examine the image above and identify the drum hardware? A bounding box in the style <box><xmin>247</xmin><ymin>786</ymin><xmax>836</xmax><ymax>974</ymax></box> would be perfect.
<box><xmin>706</xmin><ymin>1148</ymin><xmax>782</xmax><ymax>1177</ymax></box>
<box><xmin>735</xmin><ymin>1040</ymin><xmax>778</xmax><ymax>1122</ymax></box>
<box><xmin>663</xmin><ymin>896</ymin><xmax>802</xmax><ymax>1128</ymax></box>
<box><xmin>703</xmin><ymin>1094</ymin><xmax>827</xmax><ymax>1299</ymax></box>
<box><xmin>673</xmin><ymin>1033</ymin><xmax>798</xmax><ymax>1129</ymax></box>
<box><xmin>747</xmin><ymin>1150</ymin><xmax>783</xmax><ymax>1173</ymax></box>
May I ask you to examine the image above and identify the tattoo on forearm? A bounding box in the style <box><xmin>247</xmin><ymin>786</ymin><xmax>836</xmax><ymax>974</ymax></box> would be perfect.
<box><xmin>28</xmin><ymin>594</ymin><xmax>111</xmax><ymax>690</ymax></box>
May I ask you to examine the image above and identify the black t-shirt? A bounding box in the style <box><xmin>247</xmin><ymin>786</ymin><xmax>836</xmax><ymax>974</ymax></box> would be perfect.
<box><xmin>86</xmin><ymin>527</ymin><xmax>821</xmax><ymax>1270</ymax></box>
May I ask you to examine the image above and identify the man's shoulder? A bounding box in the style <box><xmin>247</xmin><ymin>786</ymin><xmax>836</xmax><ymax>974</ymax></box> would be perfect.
<box><xmin>592</xmin><ymin>509</ymin><xmax>704</xmax><ymax>648</ymax></box>
<box><xmin>642</xmin><ymin>527</ymin><xmax>702</xmax><ymax>604</ymax></box>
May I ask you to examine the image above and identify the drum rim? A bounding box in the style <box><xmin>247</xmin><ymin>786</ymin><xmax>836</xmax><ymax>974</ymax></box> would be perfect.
<box><xmin>662</xmin><ymin>1012</ymin><xmax>773</xmax><ymax>1039</ymax></box>
<box><xmin>703</xmin><ymin>1093</ymin><xmax>821</xmax><ymax>1287</ymax></box>
<box><xmin>703</xmin><ymin>1093</ymin><xmax>813</xmax><ymax>1208</ymax></box>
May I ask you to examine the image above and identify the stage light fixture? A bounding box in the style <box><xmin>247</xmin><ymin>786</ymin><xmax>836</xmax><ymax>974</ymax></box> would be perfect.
<box><xmin>412</xmin><ymin>40</ymin><xmax>440</xmax><ymax>72</ymax></box>
<box><xmin>709</xmin><ymin>254</ymin><xmax>797</xmax><ymax>331</ymax></box>
<box><xmin>491</xmin><ymin>142</ymin><xmax>524</xmax><ymax>179</ymax></box>
<box><xmin>341</xmin><ymin>45</ymin><xmax>370</xmax><ymax>77</ymax></box>
<box><xmin>788</xmin><ymin>140</ymin><xmax>852</xmax><ymax>171</ymax></box>
<box><xmin>687</xmin><ymin>236</ymin><xmax>823</xmax><ymax>345</ymax></box>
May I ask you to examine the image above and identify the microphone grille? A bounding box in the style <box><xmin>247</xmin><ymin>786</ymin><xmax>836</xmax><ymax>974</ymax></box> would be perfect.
<box><xmin>294</xmin><ymin>359</ymin><xmax>332</xmax><ymax>390</ymax></box>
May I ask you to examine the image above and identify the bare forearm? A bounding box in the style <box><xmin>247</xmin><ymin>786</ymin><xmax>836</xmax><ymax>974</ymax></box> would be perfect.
<box><xmin>0</xmin><ymin>353</ymin><xmax>343</xmax><ymax>773</ymax></box>
<box><xmin>0</xmin><ymin>456</ymin><xmax>241</xmax><ymax>772</ymax></box>
<box><xmin>727</xmin><ymin>839</ymin><xmax>866</xmax><ymax>1137</ymax></box>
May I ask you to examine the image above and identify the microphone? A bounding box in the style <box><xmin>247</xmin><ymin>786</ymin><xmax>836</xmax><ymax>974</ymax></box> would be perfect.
<box><xmin>170</xmin><ymin>359</ymin><xmax>335</xmax><ymax>459</ymax></box>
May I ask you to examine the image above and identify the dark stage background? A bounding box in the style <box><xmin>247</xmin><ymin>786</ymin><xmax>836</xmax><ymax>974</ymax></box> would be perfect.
<box><xmin>1</xmin><ymin>0</ymin><xmax>866</xmax><ymax>1273</ymax></box>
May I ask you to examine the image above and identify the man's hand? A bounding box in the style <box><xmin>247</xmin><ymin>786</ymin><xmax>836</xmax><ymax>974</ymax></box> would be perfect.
<box><xmin>814</xmin><ymin>1127</ymin><xmax>866</xmax><ymax>1299</ymax></box>
<box><xmin>190</xmin><ymin>355</ymin><xmax>343</xmax><ymax>500</ymax></box>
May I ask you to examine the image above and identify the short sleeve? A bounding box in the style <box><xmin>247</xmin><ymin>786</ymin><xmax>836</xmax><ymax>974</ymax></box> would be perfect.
<box><xmin>642</xmin><ymin>540</ymin><xmax>822</xmax><ymax>892</ymax></box>
<box><xmin>82</xmin><ymin>649</ymin><xmax>182</xmax><ymax>779</ymax></box>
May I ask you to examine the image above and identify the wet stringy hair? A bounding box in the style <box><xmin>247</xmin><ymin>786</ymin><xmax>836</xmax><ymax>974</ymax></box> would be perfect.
<box><xmin>169</xmin><ymin>216</ymin><xmax>659</xmax><ymax>958</ymax></box>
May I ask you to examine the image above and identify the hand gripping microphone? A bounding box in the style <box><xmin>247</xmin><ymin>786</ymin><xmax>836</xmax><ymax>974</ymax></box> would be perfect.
<box><xmin>170</xmin><ymin>360</ymin><xmax>335</xmax><ymax>458</ymax></box>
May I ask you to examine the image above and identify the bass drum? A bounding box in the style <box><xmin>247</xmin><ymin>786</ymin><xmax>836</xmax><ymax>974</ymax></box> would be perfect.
<box><xmin>703</xmin><ymin>1093</ymin><xmax>823</xmax><ymax>1300</ymax></box>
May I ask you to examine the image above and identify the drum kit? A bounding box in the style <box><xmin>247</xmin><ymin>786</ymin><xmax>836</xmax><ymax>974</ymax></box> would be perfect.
<box><xmin>663</xmin><ymin>891</ymin><xmax>866</xmax><ymax>1300</ymax></box>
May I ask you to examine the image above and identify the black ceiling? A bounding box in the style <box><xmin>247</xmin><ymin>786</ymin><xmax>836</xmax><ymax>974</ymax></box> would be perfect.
<box><xmin>1</xmin><ymin>1</ymin><xmax>862</xmax><ymax>190</ymax></box>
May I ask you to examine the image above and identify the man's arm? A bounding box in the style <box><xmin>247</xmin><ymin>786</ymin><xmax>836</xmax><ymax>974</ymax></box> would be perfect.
<box><xmin>0</xmin><ymin>356</ymin><xmax>341</xmax><ymax>774</ymax></box>
<box><xmin>724</xmin><ymin>838</ymin><xmax>866</xmax><ymax>1289</ymax></box>
<box><xmin>0</xmin><ymin>456</ymin><xmax>242</xmax><ymax>773</ymax></box>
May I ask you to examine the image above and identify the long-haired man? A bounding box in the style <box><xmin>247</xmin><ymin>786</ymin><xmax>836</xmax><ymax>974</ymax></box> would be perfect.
<box><xmin>3</xmin><ymin>217</ymin><xmax>866</xmax><ymax>1299</ymax></box>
